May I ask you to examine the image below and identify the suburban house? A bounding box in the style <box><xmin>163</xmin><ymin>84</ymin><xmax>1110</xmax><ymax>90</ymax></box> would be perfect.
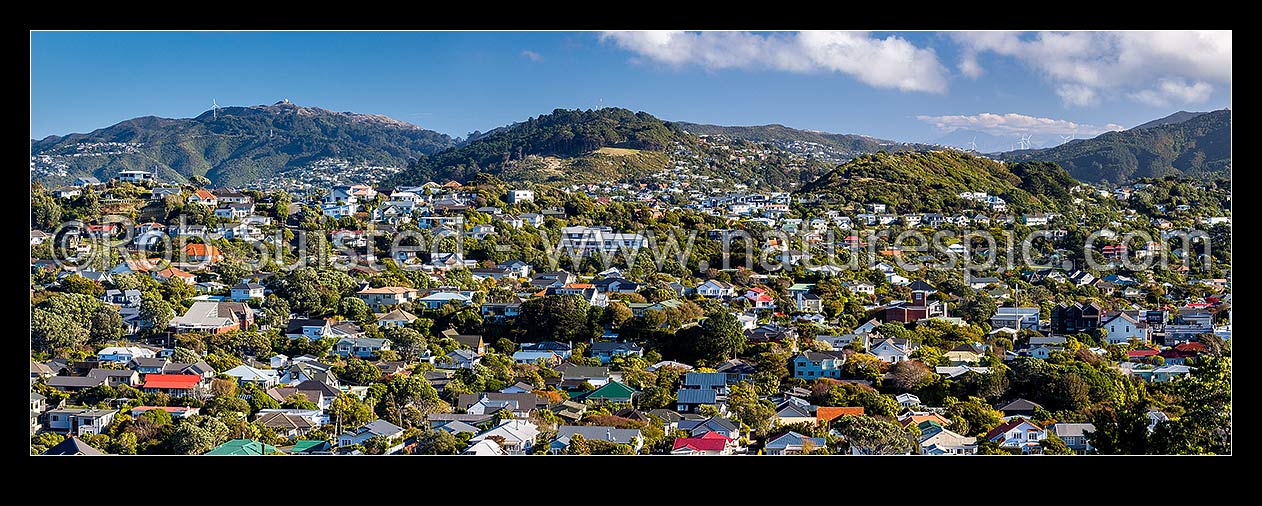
<box><xmin>468</xmin><ymin>419</ymin><xmax>540</xmax><ymax>455</ymax></box>
<box><xmin>1051</xmin><ymin>301</ymin><xmax>1104</xmax><ymax>334</ymax></box>
<box><xmin>337</xmin><ymin>419</ymin><xmax>406</xmax><ymax>452</ymax></box>
<box><xmin>416</xmin><ymin>291</ymin><xmax>473</xmax><ymax>310</ymax></box>
<box><xmin>223</xmin><ymin>365</ymin><xmax>280</xmax><ymax>388</ymax></box>
<box><xmin>764</xmin><ymin>431</ymin><xmax>827</xmax><ymax>455</ymax></box>
<box><xmin>141</xmin><ymin>374</ymin><xmax>206</xmax><ymax>397</ymax></box>
<box><xmin>985</xmin><ymin>418</ymin><xmax>1046</xmax><ymax>453</ymax></box>
<box><xmin>870</xmin><ymin>338</ymin><xmax>917</xmax><ymax>363</ymax></box>
<box><xmin>97</xmin><ymin>346</ymin><xmax>156</xmax><ymax>363</ymax></box>
<box><xmin>1049</xmin><ymin>422</ymin><xmax>1096</xmax><ymax>454</ymax></box>
<box><xmin>671</xmin><ymin>432</ymin><xmax>736</xmax><ymax>455</ymax></box>
<box><xmin>376</xmin><ymin>308</ymin><xmax>418</xmax><ymax>328</ymax></box>
<box><xmin>696</xmin><ymin>279</ymin><xmax>736</xmax><ymax>298</ymax></box>
<box><xmin>285</xmin><ymin>318</ymin><xmax>333</xmax><ymax>340</ymax></box>
<box><xmin>170</xmin><ymin>301</ymin><xmax>254</xmax><ymax>334</ymax></box>
<box><xmin>188</xmin><ymin>189</ymin><xmax>218</xmax><ymax>207</ymax></box>
<box><xmin>884</xmin><ymin>289</ymin><xmax>947</xmax><ymax>323</ymax></box>
<box><xmin>589</xmin><ymin>341</ymin><xmax>645</xmax><ymax>364</ymax></box>
<box><xmin>550</xmin><ymin>426</ymin><xmax>644</xmax><ymax>454</ymax></box>
<box><xmin>46</xmin><ymin>408</ymin><xmax>118</xmax><ymax>436</ymax></box>
<box><xmin>355</xmin><ymin>286</ymin><xmax>419</xmax><ymax>311</ymax></box>
<box><xmin>1102</xmin><ymin>313</ymin><xmax>1153</xmax><ymax>345</ymax></box>
<box><xmin>182</xmin><ymin>243</ymin><xmax>223</xmax><ymax>264</ymax></box>
<box><xmin>791</xmin><ymin>351</ymin><xmax>847</xmax><ymax>379</ymax></box>
<box><xmin>918</xmin><ymin>423</ymin><xmax>978</xmax><ymax>455</ymax></box>
<box><xmin>990</xmin><ymin>307</ymin><xmax>1041</xmax><ymax>331</ymax></box>
<box><xmin>996</xmin><ymin>398</ymin><xmax>1044</xmax><ymax>418</ymax></box>
<box><xmin>230</xmin><ymin>282</ymin><xmax>265</xmax><ymax>301</ymax></box>
<box><xmin>334</xmin><ymin>337</ymin><xmax>391</xmax><ymax>359</ymax></box>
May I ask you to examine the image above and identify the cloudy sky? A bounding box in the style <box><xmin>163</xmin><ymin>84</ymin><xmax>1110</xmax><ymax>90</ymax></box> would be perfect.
<box><xmin>31</xmin><ymin>31</ymin><xmax>1230</xmax><ymax>146</ymax></box>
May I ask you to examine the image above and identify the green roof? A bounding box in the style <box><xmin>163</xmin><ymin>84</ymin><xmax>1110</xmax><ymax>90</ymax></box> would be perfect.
<box><xmin>290</xmin><ymin>440</ymin><xmax>331</xmax><ymax>453</ymax></box>
<box><xmin>655</xmin><ymin>299</ymin><xmax>684</xmax><ymax>309</ymax></box>
<box><xmin>205</xmin><ymin>439</ymin><xmax>280</xmax><ymax>456</ymax></box>
<box><xmin>789</xmin><ymin>283</ymin><xmax>815</xmax><ymax>291</ymax></box>
<box><xmin>578</xmin><ymin>380</ymin><xmax>637</xmax><ymax>402</ymax></box>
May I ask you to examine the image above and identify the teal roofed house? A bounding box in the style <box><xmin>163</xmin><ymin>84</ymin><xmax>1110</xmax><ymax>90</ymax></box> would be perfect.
<box><xmin>574</xmin><ymin>380</ymin><xmax>637</xmax><ymax>403</ymax></box>
<box><xmin>289</xmin><ymin>439</ymin><xmax>333</xmax><ymax>454</ymax></box>
<box><xmin>205</xmin><ymin>439</ymin><xmax>280</xmax><ymax>455</ymax></box>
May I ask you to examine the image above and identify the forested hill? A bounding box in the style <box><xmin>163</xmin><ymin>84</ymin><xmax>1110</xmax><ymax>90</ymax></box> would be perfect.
<box><xmin>1001</xmin><ymin>109</ymin><xmax>1230</xmax><ymax>184</ymax></box>
<box><xmin>386</xmin><ymin>108</ymin><xmax>693</xmax><ymax>186</ymax></box>
<box><xmin>797</xmin><ymin>150</ymin><xmax>1080</xmax><ymax>214</ymax></box>
<box><xmin>30</xmin><ymin>101</ymin><xmax>456</xmax><ymax>188</ymax></box>
<box><xmin>671</xmin><ymin>121</ymin><xmax>933</xmax><ymax>154</ymax></box>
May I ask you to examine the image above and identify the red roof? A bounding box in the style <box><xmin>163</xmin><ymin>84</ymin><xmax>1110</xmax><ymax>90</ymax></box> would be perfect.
<box><xmin>1127</xmin><ymin>349</ymin><xmax>1160</xmax><ymax>358</ymax></box>
<box><xmin>1174</xmin><ymin>342</ymin><xmax>1207</xmax><ymax>352</ymax></box>
<box><xmin>984</xmin><ymin>417</ymin><xmax>1036</xmax><ymax>440</ymax></box>
<box><xmin>143</xmin><ymin>374</ymin><xmax>202</xmax><ymax>390</ymax></box>
<box><xmin>673</xmin><ymin>431</ymin><xmax>731</xmax><ymax>452</ymax></box>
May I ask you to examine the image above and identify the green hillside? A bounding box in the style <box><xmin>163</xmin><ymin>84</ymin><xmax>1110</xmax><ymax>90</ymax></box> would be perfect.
<box><xmin>30</xmin><ymin>101</ymin><xmax>455</xmax><ymax>188</ymax></box>
<box><xmin>797</xmin><ymin>150</ymin><xmax>1080</xmax><ymax>214</ymax></box>
<box><xmin>1002</xmin><ymin>109</ymin><xmax>1230</xmax><ymax>183</ymax></box>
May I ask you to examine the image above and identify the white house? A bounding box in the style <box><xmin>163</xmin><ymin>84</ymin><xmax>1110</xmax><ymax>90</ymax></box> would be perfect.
<box><xmin>506</xmin><ymin>189</ymin><xmax>534</xmax><ymax>204</ymax></box>
<box><xmin>230</xmin><ymin>282</ymin><xmax>265</xmax><ymax>302</ymax></box>
<box><xmin>696</xmin><ymin>279</ymin><xmax>735</xmax><ymax>298</ymax></box>
<box><xmin>1102</xmin><ymin>313</ymin><xmax>1151</xmax><ymax>345</ymax></box>
<box><xmin>97</xmin><ymin>346</ymin><xmax>156</xmax><ymax>364</ymax></box>
<box><xmin>985</xmin><ymin>418</ymin><xmax>1046</xmax><ymax>453</ymax></box>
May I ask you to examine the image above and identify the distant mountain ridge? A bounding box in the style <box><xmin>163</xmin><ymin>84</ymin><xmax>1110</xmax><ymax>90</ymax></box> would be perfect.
<box><xmin>1132</xmin><ymin>110</ymin><xmax>1208</xmax><ymax>130</ymax></box>
<box><xmin>31</xmin><ymin>101</ymin><xmax>456</xmax><ymax>188</ymax></box>
<box><xmin>1001</xmin><ymin>109</ymin><xmax>1230</xmax><ymax>183</ymax></box>
<box><xmin>670</xmin><ymin>121</ymin><xmax>934</xmax><ymax>154</ymax></box>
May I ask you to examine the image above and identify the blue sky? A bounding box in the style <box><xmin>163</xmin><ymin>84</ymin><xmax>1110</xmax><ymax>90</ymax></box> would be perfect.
<box><xmin>30</xmin><ymin>31</ymin><xmax>1231</xmax><ymax>146</ymax></box>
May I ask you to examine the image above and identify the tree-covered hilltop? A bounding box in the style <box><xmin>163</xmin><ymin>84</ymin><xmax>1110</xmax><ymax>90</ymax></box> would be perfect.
<box><xmin>31</xmin><ymin>101</ymin><xmax>456</xmax><ymax>188</ymax></box>
<box><xmin>671</xmin><ymin>121</ymin><xmax>933</xmax><ymax>154</ymax></box>
<box><xmin>1002</xmin><ymin>109</ymin><xmax>1230</xmax><ymax>184</ymax></box>
<box><xmin>796</xmin><ymin>150</ymin><xmax>1081</xmax><ymax>214</ymax></box>
<box><xmin>387</xmin><ymin>108</ymin><xmax>832</xmax><ymax>189</ymax></box>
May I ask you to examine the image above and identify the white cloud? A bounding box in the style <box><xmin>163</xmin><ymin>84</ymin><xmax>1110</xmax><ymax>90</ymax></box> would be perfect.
<box><xmin>958</xmin><ymin>53</ymin><xmax>983</xmax><ymax>79</ymax></box>
<box><xmin>601</xmin><ymin>31</ymin><xmax>949</xmax><ymax>93</ymax></box>
<box><xmin>917</xmin><ymin>112</ymin><xmax>1125</xmax><ymax>137</ymax></box>
<box><xmin>950</xmin><ymin>31</ymin><xmax>1230</xmax><ymax>107</ymax></box>
<box><xmin>521</xmin><ymin>50</ymin><xmax>544</xmax><ymax>62</ymax></box>
<box><xmin>1129</xmin><ymin>78</ymin><xmax>1214</xmax><ymax>107</ymax></box>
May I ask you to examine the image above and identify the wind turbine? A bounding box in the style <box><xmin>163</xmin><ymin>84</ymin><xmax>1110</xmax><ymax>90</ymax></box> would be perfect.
<box><xmin>212</xmin><ymin>99</ymin><xmax>220</xmax><ymax>120</ymax></box>
<box><xmin>1018</xmin><ymin>135</ymin><xmax>1032</xmax><ymax>150</ymax></box>
<box><xmin>968</xmin><ymin>136</ymin><xmax>978</xmax><ymax>151</ymax></box>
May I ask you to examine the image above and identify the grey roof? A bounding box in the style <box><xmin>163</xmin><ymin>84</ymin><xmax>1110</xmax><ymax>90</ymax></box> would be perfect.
<box><xmin>42</xmin><ymin>436</ymin><xmax>105</xmax><ymax>455</ymax></box>
<box><xmin>677</xmin><ymin>416</ymin><xmax>739</xmax><ymax>435</ymax></box>
<box><xmin>521</xmin><ymin>341</ymin><xmax>573</xmax><ymax>352</ymax></box>
<box><xmin>47</xmin><ymin>376</ymin><xmax>107</xmax><ymax>388</ymax></box>
<box><xmin>129</xmin><ymin>357</ymin><xmax>169</xmax><ymax>369</ymax></box>
<box><xmin>997</xmin><ymin>398</ymin><xmax>1044</xmax><ymax>412</ymax></box>
<box><xmin>285</xmin><ymin>318</ymin><xmax>329</xmax><ymax>334</ymax></box>
<box><xmin>86</xmin><ymin>368</ymin><xmax>138</xmax><ymax>379</ymax></box>
<box><xmin>435</xmin><ymin>420</ymin><xmax>482</xmax><ymax>435</ymax></box>
<box><xmin>675</xmin><ymin>388</ymin><xmax>718</xmax><ymax>405</ymax></box>
<box><xmin>556</xmin><ymin>425</ymin><xmax>642</xmax><ymax>445</ymax></box>
<box><xmin>337</xmin><ymin>337</ymin><xmax>389</xmax><ymax>348</ymax></box>
<box><xmin>31</xmin><ymin>392</ymin><xmax>46</xmax><ymax>401</ymax></box>
<box><xmin>646</xmin><ymin>409</ymin><xmax>684</xmax><ymax>423</ymax></box>
<box><xmin>1029</xmin><ymin>335</ymin><xmax>1069</xmax><ymax>346</ymax></box>
<box><xmin>589</xmin><ymin>341</ymin><xmax>643</xmax><ymax>353</ymax></box>
<box><xmin>1051</xmin><ymin>422</ymin><xmax>1096</xmax><ymax>438</ymax></box>
<box><xmin>683</xmin><ymin>372</ymin><xmax>728</xmax><ymax>389</ymax></box>
<box><xmin>356</xmin><ymin>419</ymin><xmax>404</xmax><ymax>437</ymax></box>
<box><xmin>555</xmin><ymin>363</ymin><xmax>609</xmax><ymax>380</ymax></box>
<box><xmin>163</xmin><ymin>361</ymin><xmax>214</xmax><ymax>375</ymax></box>
<box><xmin>232</xmin><ymin>282</ymin><xmax>264</xmax><ymax>290</ymax></box>
<box><xmin>294</xmin><ymin>380</ymin><xmax>339</xmax><ymax>398</ymax></box>
<box><xmin>457</xmin><ymin>392</ymin><xmax>543</xmax><ymax>411</ymax></box>
<box><xmin>765</xmin><ymin>431</ymin><xmax>827</xmax><ymax>450</ymax></box>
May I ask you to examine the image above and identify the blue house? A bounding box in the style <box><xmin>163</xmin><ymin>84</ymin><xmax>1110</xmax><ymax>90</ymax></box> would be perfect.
<box><xmin>791</xmin><ymin>351</ymin><xmax>847</xmax><ymax>379</ymax></box>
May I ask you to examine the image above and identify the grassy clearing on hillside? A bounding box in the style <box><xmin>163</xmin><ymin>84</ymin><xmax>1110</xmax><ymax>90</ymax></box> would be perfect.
<box><xmin>594</xmin><ymin>147</ymin><xmax>643</xmax><ymax>156</ymax></box>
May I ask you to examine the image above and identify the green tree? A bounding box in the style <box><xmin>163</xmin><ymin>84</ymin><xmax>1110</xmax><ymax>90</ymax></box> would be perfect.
<box><xmin>334</xmin><ymin>357</ymin><xmax>382</xmax><ymax>385</ymax></box>
<box><xmin>694</xmin><ymin>311</ymin><xmax>746</xmax><ymax>364</ymax></box>
<box><xmin>337</xmin><ymin>297</ymin><xmax>371</xmax><ymax>322</ymax></box>
<box><xmin>943</xmin><ymin>396</ymin><xmax>1005</xmax><ymax>437</ymax></box>
<box><xmin>832</xmin><ymin>415</ymin><xmax>916</xmax><ymax>455</ymax></box>
<box><xmin>1039</xmin><ymin>434</ymin><xmax>1075</xmax><ymax>455</ymax></box>
<box><xmin>139</xmin><ymin>292</ymin><xmax>176</xmax><ymax>333</ymax></box>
